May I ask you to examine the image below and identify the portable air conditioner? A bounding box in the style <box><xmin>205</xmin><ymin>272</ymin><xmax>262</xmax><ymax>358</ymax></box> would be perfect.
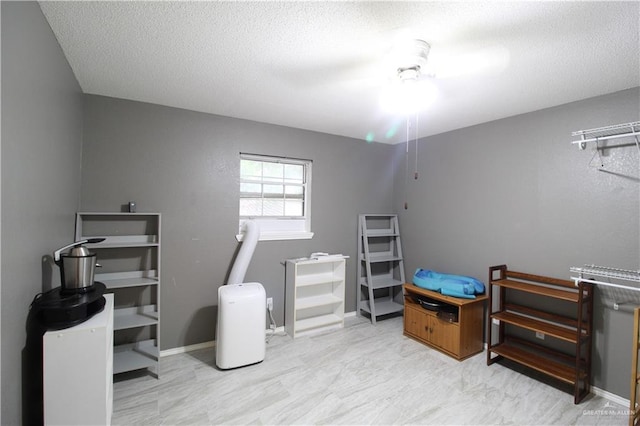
<box><xmin>216</xmin><ymin>283</ymin><xmax>266</xmax><ymax>369</ymax></box>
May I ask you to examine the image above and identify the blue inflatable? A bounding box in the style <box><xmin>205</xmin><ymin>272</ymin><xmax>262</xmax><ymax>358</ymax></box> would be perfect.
<box><xmin>413</xmin><ymin>269</ymin><xmax>485</xmax><ymax>299</ymax></box>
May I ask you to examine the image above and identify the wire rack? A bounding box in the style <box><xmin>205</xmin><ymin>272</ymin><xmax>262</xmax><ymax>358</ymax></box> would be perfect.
<box><xmin>571</xmin><ymin>121</ymin><xmax>640</xmax><ymax>150</ymax></box>
<box><xmin>570</xmin><ymin>264</ymin><xmax>640</xmax><ymax>291</ymax></box>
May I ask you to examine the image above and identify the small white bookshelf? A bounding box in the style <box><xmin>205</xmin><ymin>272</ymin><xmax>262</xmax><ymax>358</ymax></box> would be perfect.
<box><xmin>285</xmin><ymin>256</ymin><xmax>347</xmax><ymax>338</ymax></box>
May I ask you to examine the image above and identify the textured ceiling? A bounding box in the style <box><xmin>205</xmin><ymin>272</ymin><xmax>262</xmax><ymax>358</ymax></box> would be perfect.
<box><xmin>39</xmin><ymin>1</ymin><xmax>639</xmax><ymax>144</ymax></box>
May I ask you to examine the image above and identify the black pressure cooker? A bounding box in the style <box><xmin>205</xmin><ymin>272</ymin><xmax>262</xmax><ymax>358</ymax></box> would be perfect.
<box><xmin>30</xmin><ymin>238</ymin><xmax>108</xmax><ymax>329</ymax></box>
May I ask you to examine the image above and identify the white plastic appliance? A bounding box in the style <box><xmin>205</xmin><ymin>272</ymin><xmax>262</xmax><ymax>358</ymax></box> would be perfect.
<box><xmin>215</xmin><ymin>220</ymin><xmax>266</xmax><ymax>369</ymax></box>
<box><xmin>216</xmin><ymin>283</ymin><xmax>266</xmax><ymax>369</ymax></box>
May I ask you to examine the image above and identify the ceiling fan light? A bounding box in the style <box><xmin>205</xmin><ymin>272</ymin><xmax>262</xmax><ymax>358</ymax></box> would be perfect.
<box><xmin>398</xmin><ymin>66</ymin><xmax>420</xmax><ymax>81</ymax></box>
<box><xmin>379</xmin><ymin>78</ymin><xmax>437</xmax><ymax>115</ymax></box>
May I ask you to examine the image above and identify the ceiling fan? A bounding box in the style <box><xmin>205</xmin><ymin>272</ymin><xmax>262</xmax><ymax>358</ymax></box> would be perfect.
<box><xmin>378</xmin><ymin>36</ymin><xmax>509</xmax><ymax>114</ymax></box>
<box><xmin>277</xmin><ymin>28</ymin><xmax>510</xmax><ymax>106</ymax></box>
<box><xmin>379</xmin><ymin>38</ymin><xmax>437</xmax><ymax>114</ymax></box>
<box><xmin>371</xmin><ymin>35</ymin><xmax>509</xmax><ymax>206</ymax></box>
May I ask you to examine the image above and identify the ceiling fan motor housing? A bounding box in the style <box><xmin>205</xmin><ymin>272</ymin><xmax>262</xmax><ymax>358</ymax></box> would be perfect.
<box><xmin>393</xmin><ymin>39</ymin><xmax>431</xmax><ymax>80</ymax></box>
<box><xmin>400</xmin><ymin>40</ymin><xmax>430</xmax><ymax>67</ymax></box>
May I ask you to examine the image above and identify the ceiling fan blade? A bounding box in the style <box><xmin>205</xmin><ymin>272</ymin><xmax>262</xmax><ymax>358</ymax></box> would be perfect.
<box><xmin>426</xmin><ymin>45</ymin><xmax>510</xmax><ymax>79</ymax></box>
<box><xmin>267</xmin><ymin>31</ymin><xmax>393</xmax><ymax>89</ymax></box>
<box><xmin>272</xmin><ymin>56</ymin><xmax>387</xmax><ymax>89</ymax></box>
<box><xmin>305</xmin><ymin>26</ymin><xmax>428</xmax><ymax>83</ymax></box>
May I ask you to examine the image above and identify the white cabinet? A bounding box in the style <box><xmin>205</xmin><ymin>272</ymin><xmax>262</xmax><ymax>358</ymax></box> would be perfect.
<box><xmin>285</xmin><ymin>256</ymin><xmax>347</xmax><ymax>338</ymax></box>
<box><xmin>75</xmin><ymin>212</ymin><xmax>160</xmax><ymax>376</ymax></box>
<box><xmin>43</xmin><ymin>294</ymin><xmax>114</xmax><ymax>425</ymax></box>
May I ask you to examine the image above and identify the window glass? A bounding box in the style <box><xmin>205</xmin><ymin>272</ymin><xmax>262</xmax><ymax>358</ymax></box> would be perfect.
<box><xmin>239</xmin><ymin>153</ymin><xmax>312</xmax><ymax>241</ymax></box>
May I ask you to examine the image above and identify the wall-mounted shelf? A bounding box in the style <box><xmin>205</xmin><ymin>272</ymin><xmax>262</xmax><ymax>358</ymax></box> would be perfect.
<box><xmin>570</xmin><ymin>264</ymin><xmax>640</xmax><ymax>292</ymax></box>
<box><xmin>571</xmin><ymin>121</ymin><xmax>640</xmax><ymax>150</ymax></box>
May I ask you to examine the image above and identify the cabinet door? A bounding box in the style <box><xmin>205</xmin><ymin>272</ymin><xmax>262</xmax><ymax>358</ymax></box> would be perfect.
<box><xmin>429</xmin><ymin>316</ymin><xmax>460</xmax><ymax>355</ymax></box>
<box><xmin>404</xmin><ymin>305</ymin><xmax>428</xmax><ymax>339</ymax></box>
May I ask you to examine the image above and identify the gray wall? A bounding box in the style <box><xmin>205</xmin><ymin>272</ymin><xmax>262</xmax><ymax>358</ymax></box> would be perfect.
<box><xmin>395</xmin><ymin>87</ymin><xmax>640</xmax><ymax>398</ymax></box>
<box><xmin>80</xmin><ymin>95</ymin><xmax>395</xmax><ymax>349</ymax></box>
<box><xmin>3</xmin><ymin>4</ymin><xmax>637</xmax><ymax>417</ymax></box>
<box><xmin>1</xmin><ymin>2</ymin><xmax>84</xmax><ymax>424</ymax></box>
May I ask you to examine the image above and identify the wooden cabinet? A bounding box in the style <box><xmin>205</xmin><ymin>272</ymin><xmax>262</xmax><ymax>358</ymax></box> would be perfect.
<box><xmin>403</xmin><ymin>284</ymin><xmax>486</xmax><ymax>360</ymax></box>
<box><xmin>75</xmin><ymin>212</ymin><xmax>160</xmax><ymax>377</ymax></box>
<box><xmin>486</xmin><ymin>265</ymin><xmax>593</xmax><ymax>404</ymax></box>
<box><xmin>285</xmin><ymin>256</ymin><xmax>346</xmax><ymax>338</ymax></box>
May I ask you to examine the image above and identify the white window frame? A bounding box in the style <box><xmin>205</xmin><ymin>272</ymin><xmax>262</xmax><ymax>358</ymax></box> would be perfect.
<box><xmin>237</xmin><ymin>153</ymin><xmax>313</xmax><ymax>242</ymax></box>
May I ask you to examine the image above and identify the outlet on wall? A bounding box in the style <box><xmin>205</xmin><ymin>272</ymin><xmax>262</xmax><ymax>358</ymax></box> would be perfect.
<box><xmin>266</xmin><ymin>297</ymin><xmax>273</xmax><ymax>310</ymax></box>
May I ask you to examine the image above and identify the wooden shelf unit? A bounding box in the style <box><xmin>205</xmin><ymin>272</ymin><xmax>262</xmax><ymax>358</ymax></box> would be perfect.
<box><xmin>403</xmin><ymin>284</ymin><xmax>487</xmax><ymax>360</ymax></box>
<box><xmin>486</xmin><ymin>265</ymin><xmax>593</xmax><ymax>404</ymax></box>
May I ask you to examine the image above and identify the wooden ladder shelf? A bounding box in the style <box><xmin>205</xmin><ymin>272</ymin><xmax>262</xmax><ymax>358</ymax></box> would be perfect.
<box><xmin>357</xmin><ymin>214</ymin><xmax>405</xmax><ymax>324</ymax></box>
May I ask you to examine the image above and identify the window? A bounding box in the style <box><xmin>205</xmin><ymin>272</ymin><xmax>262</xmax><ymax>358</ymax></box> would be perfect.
<box><xmin>238</xmin><ymin>153</ymin><xmax>313</xmax><ymax>241</ymax></box>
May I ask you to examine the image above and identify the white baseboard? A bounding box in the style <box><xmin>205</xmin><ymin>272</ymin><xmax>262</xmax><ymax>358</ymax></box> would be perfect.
<box><xmin>591</xmin><ymin>385</ymin><xmax>629</xmax><ymax>407</ymax></box>
<box><xmin>163</xmin><ymin>313</ymin><xmax>355</xmax><ymax>357</ymax></box>
<box><xmin>160</xmin><ymin>340</ymin><xmax>215</xmax><ymax>357</ymax></box>
<box><xmin>270</xmin><ymin>325</ymin><xmax>286</xmax><ymax>335</ymax></box>
<box><xmin>159</xmin><ymin>325</ymin><xmax>287</xmax><ymax>357</ymax></box>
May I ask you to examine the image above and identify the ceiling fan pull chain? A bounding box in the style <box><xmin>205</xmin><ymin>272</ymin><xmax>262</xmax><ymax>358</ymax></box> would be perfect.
<box><xmin>404</xmin><ymin>115</ymin><xmax>410</xmax><ymax>209</ymax></box>
<box><xmin>587</xmin><ymin>139</ymin><xmax>605</xmax><ymax>169</ymax></box>
<box><xmin>414</xmin><ymin>111</ymin><xmax>419</xmax><ymax>180</ymax></box>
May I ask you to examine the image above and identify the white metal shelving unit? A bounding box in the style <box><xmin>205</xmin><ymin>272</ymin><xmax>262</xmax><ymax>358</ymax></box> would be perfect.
<box><xmin>570</xmin><ymin>264</ymin><xmax>640</xmax><ymax>419</ymax></box>
<box><xmin>285</xmin><ymin>256</ymin><xmax>347</xmax><ymax>338</ymax></box>
<box><xmin>75</xmin><ymin>212</ymin><xmax>161</xmax><ymax>377</ymax></box>
<box><xmin>631</xmin><ymin>307</ymin><xmax>640</xmax><ymax>426</ymax></box>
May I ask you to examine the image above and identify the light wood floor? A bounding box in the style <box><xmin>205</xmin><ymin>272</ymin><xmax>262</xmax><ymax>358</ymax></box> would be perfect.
<box><xmin>112</xmin><ymin>315</ymin><xmax>627</xmax><ymax>425</ymax></box>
